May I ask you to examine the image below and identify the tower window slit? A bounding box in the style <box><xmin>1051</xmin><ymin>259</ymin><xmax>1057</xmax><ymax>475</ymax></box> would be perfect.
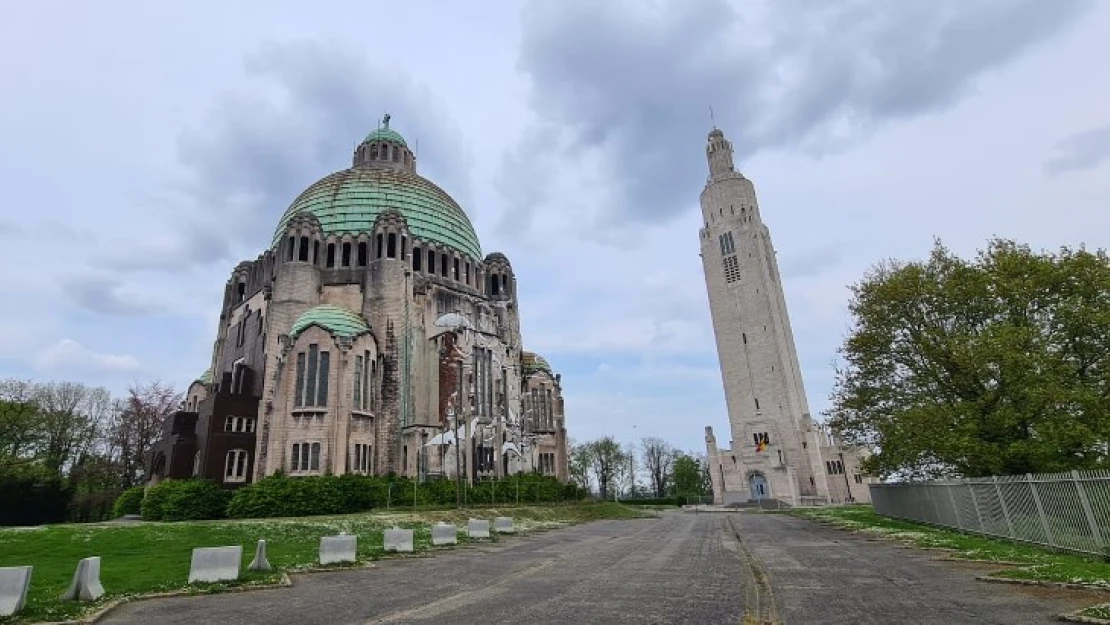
<box><xmin>387</xmin><ymin>233</ymin><xmax>397</xmax><ymax>258</ymax></box>
<box><xmin>326</xmin><ymin>243</ymin><xmax>335</xmax><ymax>268</ymax></box>
<box><xmin>440</xmin><ymin>253</ymin><xmax>448</xmax><ymax>277</ymax></box>
<box><xmin>342</xmin><ymin>242</ymin><xmax>352</xmax><ymax>267</ymax></box>
<box><xmin>755</xmin><ymin>398</ymin><xmax>760</xmax><ymax>410</ymax></box>
<box><xmin>299</xmin><ymin>236</ymin><xmax>309</xmax><ymax>261</ymax></box>
<box><xmin>428</xmin><ymin>250</ymin><xmax>435</xmax><ymax>274</ymax></box>
<box><xmin>453</xmin><ymin>258</ymin><xmax>460</xmax><ymax>280</ymax></box>
<box><xmin>312</xmin><ymin>241</ymin><xmax>319</xmax><ymax>264</ymax></box>
<box><xmin>376</xmin><ymin>234</ymin><xmax>384</xmax><ymax>259</ymax></box>
<box><xmin>401</xmin><ymin>236</ymin><xmax>407</xmax><ymax>261</ymax></box>
<box><xmin>287</xmin><ymin>237</ymin><xmax>295</xmax><ymax>261</ymax></box>
<box><xmin>413</xmin><ymin>246</ymin><xmax>422</xmax><ymax>271</ymax></box>
<box><xmin>358</xmin><ymin>242</ymin><xmax>368</xmax><ymax>266</ymax></box>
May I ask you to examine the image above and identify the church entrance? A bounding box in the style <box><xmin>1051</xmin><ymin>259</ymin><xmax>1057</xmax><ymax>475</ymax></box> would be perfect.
<box><xmin>748</xmin><ymin>472</ymin><xmax>769</xmax><ymax>501</ymax></box>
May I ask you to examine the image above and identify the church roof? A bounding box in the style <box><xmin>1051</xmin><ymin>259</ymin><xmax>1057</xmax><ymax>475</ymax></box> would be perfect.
<box><xmin>289</xmin><ymin>305</ymin><xmax>371</xmax><ymax>340</ymax></box>
<box><xmin>271</xmin><ymin>148</ymin><xmax>482</xmax><ymax>259</ymax></box>
<box><xmin>521</xmin><ymin>351</ymin><xmax>552</xmax><ymax>376</ymax></box>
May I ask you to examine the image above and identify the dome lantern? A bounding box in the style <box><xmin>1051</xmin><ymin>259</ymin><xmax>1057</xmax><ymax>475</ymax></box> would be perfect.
<box><xmin>353</xmin><ymin>113</ymin><xmax>415</xmax><ymax>173</ymax></box>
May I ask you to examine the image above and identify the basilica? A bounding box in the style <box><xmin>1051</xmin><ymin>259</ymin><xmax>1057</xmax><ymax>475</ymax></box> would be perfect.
<box><xmin>147</xmin><ymin>115</ymin><xmax>569</xmax><ymax>487</ymax></box>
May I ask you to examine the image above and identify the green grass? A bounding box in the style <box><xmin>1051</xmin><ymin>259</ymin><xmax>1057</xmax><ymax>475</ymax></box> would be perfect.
<box><xmin>789</xmin><ymin>505</ymin><xmax>1110</xmax><ymax>588</ymax></box>
<box><xmin>0</xmin><ymin>502</ymin><xmax>647</xmax><ymax>624</ymax></box>
<box><xmin>1079</xmin><ymin>604</ymin><xmax>1110</xmax><ymax>620</ymax></box>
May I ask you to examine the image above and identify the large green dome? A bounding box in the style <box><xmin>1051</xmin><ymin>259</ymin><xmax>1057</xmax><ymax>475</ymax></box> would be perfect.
<box><xmin>272</xmin><ymin>163</ymin><xmax>482</xmax><ymax>260</ymax></box>
<box><xmin>273</xmin><ymin>117</ymin><xmax>481</xmax><ymax>259</ymax></box>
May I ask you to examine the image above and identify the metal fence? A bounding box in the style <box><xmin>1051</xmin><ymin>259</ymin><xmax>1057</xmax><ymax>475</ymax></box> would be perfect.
<box><xmin>869</xmin><ymin>470</ymin><xmax>1110</xmax><ymax>557</ymax></box>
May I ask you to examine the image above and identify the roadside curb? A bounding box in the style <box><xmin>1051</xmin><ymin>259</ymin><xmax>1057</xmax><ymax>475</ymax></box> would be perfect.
<box><xmin>1057</xmin><ymin>607</ymin><xmax>1110</xmax><ymax>624</ymax></box>
<box><xmin>975</xmin><ymin>575</ymin><xmax>1110</xmax><ymax>594</ymax></box>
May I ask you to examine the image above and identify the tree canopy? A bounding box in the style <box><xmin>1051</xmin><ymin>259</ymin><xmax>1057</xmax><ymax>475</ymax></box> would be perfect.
<box><xmin>827</xmin><ymin>238</ymin><xmax>1110</xmax><ymax>479</ymax></box>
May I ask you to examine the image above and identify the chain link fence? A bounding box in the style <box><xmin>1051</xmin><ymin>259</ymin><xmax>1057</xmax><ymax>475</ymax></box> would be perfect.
<box><xmin>870</xmin><ymin>470</ymin><xmax>1110</xmax><ymax>557</ymax></box>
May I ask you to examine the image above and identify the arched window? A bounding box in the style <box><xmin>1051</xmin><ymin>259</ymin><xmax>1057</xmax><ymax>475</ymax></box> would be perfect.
<box><xmin>326</xmin><ymin>243</ymin><xmax>336</xmax><ymax>268</ymax></box>
<box><xmin>387</xmin><ymin>233</ymin><xmax>397</xmax><ymax>258</ymax></box>
<box><xmin>342</xmin><ymin>242</ymin><xmax>352</xmax><ymax>267</ymax></box>
<box><xmin>299</xmin><ymin>236</ymin><xmax>309</xmax><ymax>262</ymax></box>
<box><xmin>358</xmin><ymin>241</ymin><xmax>368</xmax><ymax>266</ymax></box>
<box><xmin>370</xmin><ymin>145</ymin><xmax>379</xmax><ymax>159</ymax></box>
<box><xmin>225</xmin><ymin>449</ymin><xmax>248</xmax><ymax>483</ymax></box>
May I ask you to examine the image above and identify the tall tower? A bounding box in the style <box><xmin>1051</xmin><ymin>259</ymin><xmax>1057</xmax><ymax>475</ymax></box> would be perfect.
<box><xmin>698</xmin><ymin>127</ymin><xmax>831</xmax><ymax>506</ymax></box>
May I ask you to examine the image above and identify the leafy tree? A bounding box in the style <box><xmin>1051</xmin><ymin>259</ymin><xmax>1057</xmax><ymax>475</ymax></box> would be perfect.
<box><xmin>672</xmin><ymin>453</ymin><xmax>708</xmax><ymax>497</ymax></box>
<box><xmin>568</xmin><ymin>439</ymin><xmax>593</xmax><ymax>492</ymax></box>
<box><xmin>110</xmin><ymin>381</ymin><xmax>181</xmax><ymax>488</ymax></box>
<box><xmin>828</xmin><ymin>238</ymin><xmax>1110</xmax><ymax>479</ymax></box>
<box><xmin>0</xmin><ymin>379</ymin><xmax>42</xmax><ymax>469</ymax></box>
<box><xmin>586</xmin><ymin>436</ymin><xmax>626</xmax><ymax>499</ymax></box>
<box><xmin>640</xmin><ymin>437</ymin><xmax>674</xmax><ymax>497</ymax></box>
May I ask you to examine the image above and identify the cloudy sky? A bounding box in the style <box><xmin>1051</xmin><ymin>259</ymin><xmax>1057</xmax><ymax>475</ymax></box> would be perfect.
<box><xmin>1</xmin><ymin>1</ymin><xmax>1108</xmax><ymax>454</ymax></box>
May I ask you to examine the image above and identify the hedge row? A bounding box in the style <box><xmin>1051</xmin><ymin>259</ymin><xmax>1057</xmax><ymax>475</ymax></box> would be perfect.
<box><xmin>127</xmin><ymin>473</ymin><xmax>588</xmax><ymax>522</ymax></box>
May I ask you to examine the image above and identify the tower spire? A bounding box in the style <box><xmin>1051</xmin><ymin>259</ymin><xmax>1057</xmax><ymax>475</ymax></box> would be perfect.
<box><xmin>706</xmin><ymin>126</ymin><xmax>735</xmax><ymax>178</ymax></box>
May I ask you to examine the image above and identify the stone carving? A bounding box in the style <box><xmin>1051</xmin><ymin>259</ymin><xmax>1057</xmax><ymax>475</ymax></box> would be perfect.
<box><xmin>248</xmin><ymin>539</ymin><xmax>272</xmax><ymax>571</ymax></box>
<box><xmin>494</xmin><ymin>516</ymin><xmax>515</xmax><ymax>534</ymax></box>
<box><xmin>188</xmin><ymin>546</ymin><xmax>242</xmax><ymax>583</ymax></box>
<box><xmin>467</xmin><ymin>518</ymin><xmax>491</xmax><ymax>539</ymax></box>
<box><xmin>384</xmin><ymin>527</ymin><xmax>414</xmax><ymax>553</ymax></box>
<box><xmin>431</xmin><ymin>523</ymin><xmax>457</xmax><ymax>546</ymax></box>
<box><xmin>60</xmin><ymin>557</ymin><xmax>104</xmax><ymax>602</ymax></box>
<box><xmin>320</xmin><ymin>535</ymin><xmax>357</xmax><ymax>565</ymax></box>
<box><xmin>0</xmin><ymin>566</ymin><xmax>32</xmax><ymax>617</ymax></box>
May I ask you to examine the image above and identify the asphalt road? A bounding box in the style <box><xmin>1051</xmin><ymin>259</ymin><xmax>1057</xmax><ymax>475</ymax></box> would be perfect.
<box><xmin>103</xmin><ymin>511</ymin><xmax>1096</xmax><ymax>624</ymax></box>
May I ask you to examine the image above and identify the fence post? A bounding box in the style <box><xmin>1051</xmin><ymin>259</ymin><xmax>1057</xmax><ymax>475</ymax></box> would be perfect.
<box><xmin>1071</xmin><ymin>470</ymin><xmax>1104</xmax><ymax>550</ymax></box>
<box><xmin>992</xmin><ymin>476</ymin><xmax>1016</xmax><ymax>540</ymax></box>
<box><xmin>1026</xmin><ymin>473</ymin><xmax>1054</xmax><ymax>547</ymax></box>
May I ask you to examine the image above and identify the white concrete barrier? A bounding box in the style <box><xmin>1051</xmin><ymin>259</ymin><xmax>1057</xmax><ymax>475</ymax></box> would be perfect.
<box><xmin>60</xmin><ymin>557</ymin><xmax>104</xmax><ymax>601</ymax></box>
<box><xmin>248</xmin><ymin>539</ymin><xmax>272</xmax><ymax>571</ymax></box>
<box><xmin>431</xmin><ymin>523</ymin><xmax>457</xmax><ymax>546</ymax></box>
<box><xmin>384</xmin><ymin>527</ymin><xmax>414</xmax><ymax>553</ymax></box>
<box><xmin>467</xmin><ymin>518</ymin><xmax>491</xmax><ymax>539</ymax></box>
<box><xmin>494</xmin><ymin>516</ymin><xmax>515</xmax><ymax>534</ymax></box>
<box><xmin>320</xmin><ymin>535</ymin><xmax>357</xmax><ymax>565</ymax></box>
<box><xmin>188</xmin><ymin>546</ymin><xmax>242</xmax><ymax>584</ymax></box>
<box><xmin>0</xmin><ymin>566</ymin><xmax>32</xmax><ymax>617</ymax></box>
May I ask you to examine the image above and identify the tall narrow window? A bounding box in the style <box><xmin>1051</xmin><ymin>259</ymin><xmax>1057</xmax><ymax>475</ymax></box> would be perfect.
<box><xmin>287</xmin><ymin>236</ymin><xmax>295</xmax><ymax>261</ymax></box>
<box><xmin>371</xmin><ymin>359</ymin><xmax>378</xmax><ymax>411</ymax></box>
<box><xmin>353</xmin><ymin>355</ymin><xmax>363</xmax><ymax>408</ymax></box>
<box><xmin>440</xmin><ymin>253</ymin><xmax>448</xmax><ymax>277</ymax></box>
<box><xmin>413</xmin><ymin>247</ymin><xmax>422</xmax><ymax>271</ymax></box>
<box><xmin>453</xmin><ymin>258</ymin><xmax>460</xmax><ymax>280</ymax></box>
<box><xmin>301</xmin><ymin>443</ymin><xmax>310</xmax><ymax>471</ymax></box>
<box><xmin>387</xmin><ymin>233</ymin><xmax>397</xmax><ymax>258</ymax></box>
<box><xmin>342</xmin><ymin>242</ymin><xmax>352</xmax><ymax>267</ymax></box>
<box><xmin>427</xmin><ymin>249</ymin><xmax>435</xmax><ymax>274</ymax></box>
<box><xmin>295</xmin><ymin>352</ymin><xmax>306</xmax><ymax>406</ymax></box>
<box><xmin>299</xmin><ymin>236</ymin><xmax>309</xmax><ymax>261</ymax></box>
<box><xmin>465</xmin><ymin>263</ymin><xmax>470</xmax><ymax>285</ymax></box>
<box><xmin>291</xmin><ymin>443</ymin><xmax>301</xmax><ymax>472</ymax></box>
<box><xmin>362</xmin><ymin>350</ymin><xmax>371</xmax><ymax>410</ymax></box>
<box><xmin>317</xmin><ymin>350</ymin><xmax>330</xmax><ymax>406</ymax></box>
<box><xmin>358</xmin><ymin>242</ymin><xmax>368</xmax><ymax>266</ymax></box>
<box><xmin>310</xmin><ymin>443</ymin><xmax>321</xmax><ymax>471</ymax></box>
<box><xmin>754</xmin><ymin>398</ymin><xmax>760</xmax><ymax>410</ymax></box>
<box><xmin>376</xmin><ymin>234</ymin><xmax>384</xmax><ymax>259</ymax></box>
<box><xmin>326</xmin><ymin>243</ymin><xmax>336</xmax><ymax>268</ymax></box>
<box><xmin>312</xmin><ymin>241</ymin><xmax>319</xmax><ymax>265</ymax></box>
<box><xmin>305</xmin><ymin>344</ymin><xmax>319</xmax><ymax>406</ymax></box>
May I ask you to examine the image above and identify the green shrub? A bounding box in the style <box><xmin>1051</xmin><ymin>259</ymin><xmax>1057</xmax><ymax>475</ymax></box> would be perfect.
<box><xmin>113</xmin><ymin>486</ymin><xmax>146</xmax><ymax>518</ymax></box>
<box><xmin>69</xmin><ymin>491</ymin><xmax>119</xmax><ymax>522</ymax></box>
<box><xmin>141</xmin><ymin>479</ymin><xmax>230</xmax><ymax>522</ymax></box>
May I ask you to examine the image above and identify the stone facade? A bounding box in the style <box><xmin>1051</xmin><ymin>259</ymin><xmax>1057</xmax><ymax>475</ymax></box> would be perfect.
<box><xmin>147</xmin><ymin>115</ymin><xmax>569</xmax><ymax>487</ymax></box>
<box><xmin>698</xmin><ymin>127</ymin><xmax>872</xmax><ymax>506</ymax></box>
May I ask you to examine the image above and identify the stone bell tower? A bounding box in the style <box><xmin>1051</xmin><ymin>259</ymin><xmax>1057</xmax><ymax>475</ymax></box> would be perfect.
<box><xmin>698</xmin><ymin>127</ymin><xmax>829</xmax><ymax>505</ymax></box>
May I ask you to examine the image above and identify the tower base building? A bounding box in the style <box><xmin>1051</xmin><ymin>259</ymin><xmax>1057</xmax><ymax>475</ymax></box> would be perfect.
<box><xmin>697</xmin><ymin>127</ymin><xmax>872</xmax><ymax>506</ymax></box>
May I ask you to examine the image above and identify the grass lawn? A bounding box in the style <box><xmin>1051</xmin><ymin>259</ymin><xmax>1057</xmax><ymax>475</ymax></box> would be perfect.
<box><xmin>789</xmin><ymin>505</ymin><xmax>1110</xmax><ymax>588</ymax></box>
<box><xmin>0</xmin><ymin>502</ymin><xmax>648</xmax><ymax>624</ymax></box>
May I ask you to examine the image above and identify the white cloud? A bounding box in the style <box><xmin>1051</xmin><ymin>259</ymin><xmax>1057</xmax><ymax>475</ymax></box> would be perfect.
<box><xmin>33</xmin><ymin>339</ymin><xmax>142</xmax><ymax>374</ymax></box>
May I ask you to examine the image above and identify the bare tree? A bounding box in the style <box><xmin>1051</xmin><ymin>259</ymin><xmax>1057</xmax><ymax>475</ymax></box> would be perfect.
<box><xmin>640</xmin><ymin>437</ymin><xmax>675</xmax><ymax>498</ymax></box>
<box><xmin>110</xmin><ymin>381</ymin><xmax>181</xmax><ymax>488</ymax></box>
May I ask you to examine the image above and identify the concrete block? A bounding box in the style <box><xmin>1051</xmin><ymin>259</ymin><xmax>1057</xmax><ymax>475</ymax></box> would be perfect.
<box><xmin>248</xmin><ymin>539</ymin><xmax>271</xmax><ymax>571</ymax></box>
<box><xmin>320</xmin><ymin>535</ymin><xmax>357</xmax><ymax>565</ymax></box>
<box><xmin>494</xmin><ymin>516</ymin><xmax>515</xmax><ymax>534</ymax></box>
<box><xmin>0</xmin><ymin>566</ymin><xmax>32</xmax><ymax>617</ymax></box>
<box><xmin>60</xmin><ymin>557</ymin><xmax>104</xmax><ymax>602</ymax></box>
<box><xmin>467</xmin><ymin>518</ymin><xmax>491</xmax><ymax>539</ymax></box>
<box><xmin>384</xmin><ymin>527</ymin><xmax>413</xmax><ymax>553</ymax></box>
<box><xmin>188</xmin><ymin>546</ymin><xmax>242</xmax><ymax>584</ymax></box>
<box><xmin>431</xmin><ymin>523</ymin><xmax>457</xmax><ymax>546</ymax></box>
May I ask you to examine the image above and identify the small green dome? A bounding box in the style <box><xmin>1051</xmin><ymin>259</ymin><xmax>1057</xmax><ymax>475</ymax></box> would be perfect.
<box><xmin>363</xmin><ymin>127</ymin><xmax>407</xmax><ymax>147</ymax></box>
<box><xmin>522</xmin><ymin>351</ymin><xmax>552</xmax><ymax>376</ymax></box>
<box><xmin>289</xmin><ymin>305</ymin><xmax>371</xmax><ymax>340</ymax></box>
<box><xmin>196</xmin><ymin>369</ymin><xmax>212</xmax><ymax>384</ymax></box>
<box><xmin>273</xmin><ymin>167</ymin><xmax>482</xmax><ymax>259</ymax></box>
